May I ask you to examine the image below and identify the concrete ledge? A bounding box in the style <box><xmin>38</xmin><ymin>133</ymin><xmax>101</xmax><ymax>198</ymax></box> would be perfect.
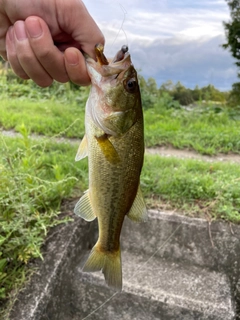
<box><xmin>10</xmin><ymin>217</ymin><xmax>93</xmax><ymax>320</ymax></box>
<box><xmin>123</xmin><ymin>210</ymin><xmax>240</xmax><ymax>280</ymax></box>
<box><xmin>10</xmin><ymin>210</ymin><xmax>240</xmax><ymax>319</ymax></box>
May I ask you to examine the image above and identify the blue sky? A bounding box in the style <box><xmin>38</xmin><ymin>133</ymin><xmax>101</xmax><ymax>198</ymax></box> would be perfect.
<box><xmin>84</xmin><ymin>0</ymin><xmax>238</xmax><ymax>91</ymax></box>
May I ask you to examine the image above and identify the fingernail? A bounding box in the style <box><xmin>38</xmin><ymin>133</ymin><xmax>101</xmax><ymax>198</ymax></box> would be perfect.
<box><xmin>26</xmin><ymin>18</ymin><xmax>43</xmax><ymax>38</ymax></box>
<box><xmin>66</xmin><ymin>50</ymin><xmax>79</xmax><ymax>66</ymax></box>
<box><xmin>14</xmin><ymin>21</ymin><xmax>27</xmax><ymax>41</ymax></box>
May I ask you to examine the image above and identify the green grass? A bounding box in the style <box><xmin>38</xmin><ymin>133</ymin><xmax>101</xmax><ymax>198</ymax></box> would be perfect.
<box><xmin>142</xmin><ymin>155</ymin><xmax>240</xmax><ymax>222</ymax></box>
<box><xmin>1</xmin><ymin>96</ymin><xmax>240</xmax><ymax>155</ymax></box>
<box><xmin>0</xmin><ymin>98</ymin><xmax>86</xmax><ymax>138</ymax></box>
<box><xmin>0</xmin><ymin>128</ymin><xmax>88</xmax><ymax>319</ymax></box>
<box><xmin>0</xmin><ymin>74</ymin><xmax>88</xmax><ymax>138</ymax></box>
<box><xmin>144</xmin><ymin>105</ymin><xmax>240</xmax><ymax>155</ymax></box>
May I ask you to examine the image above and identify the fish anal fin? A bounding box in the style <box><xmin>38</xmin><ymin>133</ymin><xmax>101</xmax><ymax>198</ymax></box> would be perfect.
<box><xmin>127</xmin><ymin>185</ymin><xmax>147</xmax><ymax>223</ymax></box>
<box><xmin>74</xmin><ymin>190</ymin><xmax>96</xmax><ymax>221</ymax></box>
<box><xmin>95</xmin><ymin>134</ymin><xmax>120</xmax><ymax>164</ymax></box>
<box><xmin>83</xmin><ymin>242</ymin><xmax>122</xmax><ymax>291</ymax></box>
<box><xmin>75</xmin><ymin>135</ymin><xmax>88</xmax><ymax>161</ymax></box>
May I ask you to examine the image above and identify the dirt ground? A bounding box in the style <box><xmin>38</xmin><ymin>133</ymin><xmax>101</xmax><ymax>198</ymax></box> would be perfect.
<box><xmin>2</xmin><ymin>129</ymin><xmax>240</xmax><ymax>163</ymax></box>
<box><xmin>147</xmin><ymin>146</ymin><xmax>240</xmax><ymax>163</ymax></box>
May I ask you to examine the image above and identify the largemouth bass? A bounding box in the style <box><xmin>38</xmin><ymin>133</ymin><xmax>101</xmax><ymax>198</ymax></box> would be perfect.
<box><xmin>74</xmin><ymin>44</ymin><xmax>147</xmax><ymax>291</ymax></box>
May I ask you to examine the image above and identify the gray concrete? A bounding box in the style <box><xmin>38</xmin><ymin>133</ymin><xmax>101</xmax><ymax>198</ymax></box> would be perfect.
<box><xmin>10</xmin><ymin>210</ymin><xmax>240</xmax><ymax>320</ymax></box>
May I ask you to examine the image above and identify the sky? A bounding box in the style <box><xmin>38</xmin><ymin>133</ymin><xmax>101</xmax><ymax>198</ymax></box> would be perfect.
<box><xmin>83</xmin><ymin>0</ymin><xmax>238</xmax><ymax>91</ymax></box>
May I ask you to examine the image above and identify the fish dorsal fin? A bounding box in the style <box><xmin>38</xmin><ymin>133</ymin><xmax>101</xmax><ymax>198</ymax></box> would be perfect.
<box><xmin>75</xmin><ymin>135</ymin><xmax>88</xmax><ymax>161</ymax></box>
<box><xmin>95</xmin><ymin>134</ymin><xmax>120</xmax><ymax>164</ymax></box>
<box><xmin>127</xmin><ymin>185</ymin><xmax>148</xmax><ymax>223</ymax></box>
<box><xmin>74</xmin><ymin>190</ymin><xmax>96</xmax><ymax>221</ymax></box>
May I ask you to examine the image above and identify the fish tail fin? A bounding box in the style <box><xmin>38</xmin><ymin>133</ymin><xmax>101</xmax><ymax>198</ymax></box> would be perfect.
<box><xmin>83</xmin><ymin>242</ymin><xmax>122</xmax><ymax>291</ymax></box>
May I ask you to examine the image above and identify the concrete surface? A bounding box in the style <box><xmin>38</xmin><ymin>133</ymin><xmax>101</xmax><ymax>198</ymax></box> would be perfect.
<box><xmin>10</xmin><ymin>210</ymin><xmax>240</xmax><ymax>320</ymax></box>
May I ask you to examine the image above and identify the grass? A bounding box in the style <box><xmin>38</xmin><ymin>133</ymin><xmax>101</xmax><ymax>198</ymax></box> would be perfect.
<box><xmin>142</xmin><ymin>155</ymin><xmax>240</xmax><ymax>222</ymax></box>
<box><xmin>144</xmin><ymin>105</ymin><xmax>240</xmax><ymax>155</ymax></box>
<box><xmin>1</xmin><ymin>96</ymin><xmax>240</xmax><ymax>155</ymax></box>
<box><xmin>0</xmin><ymin>73</ymin><xmax>88</xmax><ymax>138</ymax></box>
<box><xmin>0</xmin><ymin>99</ymin><xmax>86</xmax><ymax>138</ymax></box>
<box><xmin>0</xmin><ymin>128</ymin><xmax>88</xmax><ymax>319</ymax></box>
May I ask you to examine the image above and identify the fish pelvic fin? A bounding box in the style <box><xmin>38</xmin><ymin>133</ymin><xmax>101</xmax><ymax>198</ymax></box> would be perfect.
<box><xmin>83</xmin><ymin>242</ymin><xmax>122</xmax><ymax>291</ymax></box>
<box><xmin>95</xmin><ymin>134</ymin><xmax>120</xmax><ymax>164</ymax></box>
<box><xmin>127</xmin><ymin>185</ymin><xmax>148</xmax><ymax>223</ymax></box>
<box><xmin>75</xmin><ymin>135</ymin><xmax>88</xmax><ymax>161</ymax></box>
<box><xmin>74</xmin><ymin>190</ymin><xmax>96</xmax><ymax>221</ymax></box>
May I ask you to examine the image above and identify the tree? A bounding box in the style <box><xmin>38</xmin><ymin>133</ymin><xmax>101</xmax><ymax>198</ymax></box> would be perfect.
<box><xmin>223</xmin><ymin>0</ymin><xmax>240</xmax><ymax>67</ymax></box>
<box><xmin>172</xmin><ymin>81</ymin><xmax>194</xmax><ymax>105</ymax></box>
<box><xmin>192</xmin><ymin>85</ymin><xmax>202</xmax><ymax>101</ymax></box>
<box><xmin>138</xmin><ymin>75</ymin><xmax>158</xmax><ymax>109</ymax></box>
<box><xmin>223</xmin><ymin>0</ymin><xmax>240</xmax><ymax>105</ymax></box>
<box><xmin>159</xmin><ymin>80</ymin><xmax>175</xmax><ymax>94</ymax></box>
<box><xmin>147</xmin><ymin>77</ymin><xmax>158</xmax><ymax>94</ymax></box>
<box><xmin>226</xmin><ymin>82</ymin><xmax>240</xmax><ymax>106</ymax></box>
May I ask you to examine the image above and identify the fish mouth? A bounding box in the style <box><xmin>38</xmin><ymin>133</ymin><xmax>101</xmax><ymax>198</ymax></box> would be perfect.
<box><xmin>86</xmin><ymin>44</ymin><xmax>132</xmax><ymax>80</ymax></box>
<box><xmin>95</xmin><ymin>44</ymin><xmax>130</xmax><ymax>66</ymax></box>
<box><xmin>94</xmin><ymin>44</ymin><xmax>109</xmax><ymax>66</ymax></box>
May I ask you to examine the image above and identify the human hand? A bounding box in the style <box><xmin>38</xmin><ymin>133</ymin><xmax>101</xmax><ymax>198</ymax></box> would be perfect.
<box><xmin>0</xmin><ymin>0</ymin><xmax>104</xmax><ymax>86</ymax></box>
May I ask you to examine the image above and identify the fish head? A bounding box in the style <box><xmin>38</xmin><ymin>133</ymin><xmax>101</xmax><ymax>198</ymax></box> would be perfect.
<box><xmin>85</xmin><ymin>45</ymin><xmax>142</xmax><ymax>136</ymax></box>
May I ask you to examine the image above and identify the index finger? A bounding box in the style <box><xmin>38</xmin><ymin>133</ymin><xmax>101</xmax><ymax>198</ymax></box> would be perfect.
<box><xmin>56</xmin><ymin>1</ymin><xmax>105</xmax><ymax>59</ymax></box>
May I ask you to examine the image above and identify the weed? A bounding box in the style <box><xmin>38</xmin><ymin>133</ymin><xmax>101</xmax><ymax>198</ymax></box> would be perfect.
<box><xmin>144</xmin><ymin>104</ymin><xmax>240</xmax><ymax>154</ymax></box>
<box><xmin>142</xmin><ymin>155</ymin><xmax>240</xmax><ymax>222</ymax></box>
<box><xmin>0</xmin><ymin>98</ymin><xmax>86</xmax><ymax>138</ymax></box>
<box><xmin>0</xmin><ymin>127</ymin><xmax>88</xmax><ymax>318</ymax></box>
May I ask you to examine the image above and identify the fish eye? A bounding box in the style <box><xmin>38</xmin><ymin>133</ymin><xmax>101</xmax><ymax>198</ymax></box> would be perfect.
<box><xmin>125</xmin><ymin>78</ymin><xmax>137</xmax><ymax>93</ymax></box>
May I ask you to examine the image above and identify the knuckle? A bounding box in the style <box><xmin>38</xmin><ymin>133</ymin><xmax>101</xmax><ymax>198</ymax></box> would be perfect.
<box><xmin>36</xmin><ymin>47</ymin><xmax>52</xmax><ymax>60</ymax></box>
<box><xmin>19</xmin><ymin>54</ymin><xmax>32</xmax><ymax>65</ymax></box>
<box><xmin>16</xmin><ymin>49</ymin><xmax>34</xmax><ymax>65</ymax></box>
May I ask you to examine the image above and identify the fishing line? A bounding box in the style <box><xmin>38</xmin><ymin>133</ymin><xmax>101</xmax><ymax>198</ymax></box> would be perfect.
<box><xmin>110</xmin><ymin>3</ymin><xmax>128</xmax><ymax>50</ymax></box>
<box><xmin>81</xmin><ymin>291</ymin><xmax>118</xmax><ymax>320</ymax></box>
<box><xmin>81</xmin><ymin>222</ymin><xmax>181</xmax><ymax>320</ymax></box>
<box><xmin>126</xmin><ymin>223</ymin><xmax>181</xmax><ymax>282</ymax></box>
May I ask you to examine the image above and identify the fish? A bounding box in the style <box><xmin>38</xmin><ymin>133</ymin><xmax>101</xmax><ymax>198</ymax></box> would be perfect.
<box><xmin>74</xmin><ymin>44</ymin><xmax>147</xmax><ymax>291</ymax></box>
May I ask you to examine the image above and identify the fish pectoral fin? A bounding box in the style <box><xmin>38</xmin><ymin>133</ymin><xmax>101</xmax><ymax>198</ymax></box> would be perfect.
<box><xmin>75</xmin><ymin>135</ymin><xmax>88</xmax><ymax>161</ymax></box>
<box><xmin>127</xmin><ymin>185</ymin><xmax>147</xmax><ymax>223</ymax></box>
<box><xmin>74</xmin><ymin>190</ymin><xmax>96</xmax><ymax>221</ymax></box>
<box><xmin>95</xmin><ymin>134</ymin><xmax>120</xmax><ymax>164</ymax></box>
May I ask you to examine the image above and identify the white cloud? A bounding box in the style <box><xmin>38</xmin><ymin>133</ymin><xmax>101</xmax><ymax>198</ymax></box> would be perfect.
<box><xmin>129</xmin><ymin>35</ymin><xmax>238</xmax><ymax>90</ymax></box>
<box><xmin>83</xmin><ymin>0</ymin><xmax>237</xmax><ymax>90</ymax></box>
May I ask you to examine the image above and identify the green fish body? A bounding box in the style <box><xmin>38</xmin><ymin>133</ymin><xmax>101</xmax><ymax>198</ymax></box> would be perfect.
<box><xmin>75</xmin><ymin>45</ymin><xmax>147</xmax><ymax>290</ymax></box>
